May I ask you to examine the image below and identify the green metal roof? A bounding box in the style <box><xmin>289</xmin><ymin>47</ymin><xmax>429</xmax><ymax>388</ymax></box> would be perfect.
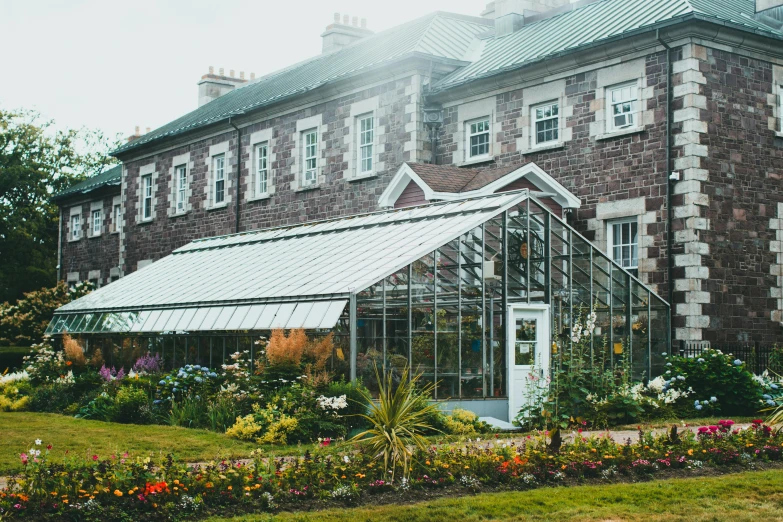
<box><xmin>113</xmin><ymin>12</ymin><xmax>492</xmax><ymax>156</ymax></box>
<box><xmin>431</xmin><ymin>0</ymin><xmax>783</xmax><ymax>94</ymax></box>
<box><xmin>53</xmin><ymin>165</ymin><xmax>121</xmax><ymax>201</ymax></box>
<box><xmin>113</xmin><ymin>0</ymin><xmax>783</xmax><ymax>156</ymax></box>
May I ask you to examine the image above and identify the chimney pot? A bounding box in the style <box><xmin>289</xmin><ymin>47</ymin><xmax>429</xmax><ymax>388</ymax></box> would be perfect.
<box><xmin>145</xmin><ymin>127</ymin><xmax>151</xmax><ymax>134</ymax></box>
<box><xmin>134</xmin><ymin>125</ymin><xmax>140</xmax><ymax>135</ymax></box>
<box><xmin>334</xmin><ymin>12</ymin><xmax>340</xmax><ymax>22</ymax></box>
<box><xmin>219</xmin><ymin>67</ymin><xmax>224</xmax><ymax>76</ymax></box>
<box><xmin>208</xmin><ymin>65</ymin><xmax>214</xmax><ymax>74</ymax></box>
<box><xmin>352</xmin><ymin>16</ymin><xmax>358</xmax><ymax>26</ymax></box>
<box><xmin>240</xmin><ymin>71</ymin><xmax>245</xmax><ymax>79</ymax></box>
<box><xmin>343</xmin><ymin>14</ymin><xmax>349</xmax><ymax>24</ymax></box>
<box><xmin>229</xmin><ymin>69</ymin><xmax>235</xmax><ymax>78</ymax></box>
<box><xmin>250</xmin><ymin>72</ymin><xmax>256</xmax><ymax>80</ymax></box>
<box><xmin>361</xmin><ymin>18</ymin><xmax>367</xmax><ymax>28</ymax></box>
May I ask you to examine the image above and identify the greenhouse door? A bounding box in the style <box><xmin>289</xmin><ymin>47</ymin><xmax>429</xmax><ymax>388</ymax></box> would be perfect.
<box><xmin>507</xmin><ymin>305</ymin><xmax>550</xmax><ymax>422</ymax></box>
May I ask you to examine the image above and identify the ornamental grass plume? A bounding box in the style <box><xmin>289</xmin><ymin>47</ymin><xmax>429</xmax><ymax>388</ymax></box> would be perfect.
<box><xmin>62</xmin><ymin>334</ymin><xmax>86</xmax><ymax>367</ymax></box>
<box><xmin>350</xmin><ymin>366</ymin><xmax>440</xmax><ymax>481</ymax></box>
<box><xmin>265</xmin><ymin>329</ymin><xmax>307</xmax><ymax>366</ymax></box>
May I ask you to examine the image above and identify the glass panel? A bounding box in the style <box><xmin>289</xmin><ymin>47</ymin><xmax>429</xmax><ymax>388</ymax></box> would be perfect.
<box><xmin>515</xmin><ymin>317</ymin><xmax>536</xmax><ymax>366</ymax></box>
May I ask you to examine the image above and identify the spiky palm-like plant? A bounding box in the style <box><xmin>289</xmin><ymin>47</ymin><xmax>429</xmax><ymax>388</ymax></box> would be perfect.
<box><xmin>350</xmin><ymin>367</ymin><xmax>439</xmax><ymax>481</ymax></box>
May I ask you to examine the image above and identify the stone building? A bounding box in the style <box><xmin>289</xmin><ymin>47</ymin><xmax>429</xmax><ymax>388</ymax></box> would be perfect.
<box><xmin>55</xmin><ymin>0</ymin><xmax>783</xmax><ymax>346</ymax></box>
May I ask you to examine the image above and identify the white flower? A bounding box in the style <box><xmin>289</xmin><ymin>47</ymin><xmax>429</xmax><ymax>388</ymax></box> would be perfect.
<box><xmin>343</xmin><ymin>455</ymin><xmax>350</xmax><ymax>463</ymax></box>
<box><xmin>35</xmin><ymin>439</ymin><xmax>42</xmax><ymax>446</ymax></box>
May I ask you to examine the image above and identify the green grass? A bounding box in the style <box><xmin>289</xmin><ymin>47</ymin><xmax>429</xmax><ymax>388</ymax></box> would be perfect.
<box><xmin>0</xmin><ymin>412</ymin><xmax>266</xmax><ymax>473</ymax></box>
<box><xmin>208</xmin><ymin>468</ymin><xmax>783</xmax><ymax>521</ymax></box>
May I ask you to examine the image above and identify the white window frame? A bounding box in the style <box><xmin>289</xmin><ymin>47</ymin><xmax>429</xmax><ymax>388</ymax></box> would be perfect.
<box><xmin>607</xmin><ymin>82</ymin><xmax>639</xmax><ymax>133</ymax></box>
<box><xmin>302</xmin><ymin>129</ymin><xmax>318</xmax><ymax>187</ymax></box>
<box><xmin>607</xmin><ymin>218</ymin><xmax>639</xmax><ymax>275</ymax></box>
<box><xmin>141</xmin><ymin>174</ymin><xmax>153</xmax><ymax>220</ymax></box>
<box><xmin>779</xmin><ymin>85</ymin><xmax>783</xmax><ymax>133</ymax></box>
<box><xmin>112</xmin><ymin>203</ymin><xmax>121</xmax><ymax>233</ymax></box>
<box><xmin>175</xmin><ymin>164</ymin><xmax>188</xmax><ymax>214</ymax></box>
<box><xmin>532</xmin><ymin>101</ymin><xmax>560</xmax><ymax>146</ymax></box>
<box><xmin>254</xmin><ymin>142</ymin><xmax>270</xmax><ymax>196</ymax></box>
<box><xmin>213</xmin><ymin>154</ymin><xmax>226</xmax><ymax>205</ymax></box>
<box><xmin>357</xmin><ymin>114</ymin><xmax>374</xmax><ymax>175</ymax></box>
<box><xmin>91</xmin><ymin>209</ymin><xmax>102</xmax><ymax>237</ymax></box>
<box><xmin>71</xmin><ymin>214</ymin><xmax>81</xmax><ymax>240</ymax></box>
<box><xmin>466</xmin><ymin>117</ymin><xmax>491</xmax><ymax>160</ymax></box>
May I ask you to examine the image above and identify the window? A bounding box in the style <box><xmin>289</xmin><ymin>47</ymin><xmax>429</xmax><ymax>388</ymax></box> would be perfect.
<box><xmin>142</xmin><ymin>174</ymin><xmax>153</xmax><ymax>220</ymax></box>
<box><xmin>467</xmin><ymin>118</ymin><xmax>490</xmax><ymax>159</ymax></box>
<box><xmin>175</xmin><ymin>165</ymin><xmax>187</xmax><ymax>213</ymax></box>
<box><xmin>302</xmin><ymin>129</ymin><xmax>318</xmax><ymax>187</ymax></box>
<box><xmin>255</xmin><ymin>143</ymin><xmax>269</xmax><ymax>196</ymax></box>
<box><xmin>112</xmin><ymin>204</ymin><xmax>121</xmax><ymax>233</ymax></box>
<box><xmin>608</xmin><ymin>83</ymin><xmax>638</xmax><ymax>131</ymax></box>
<box><xmin>70</xmin><ymin>214</ymin><xmax>81</xmax><ymax>240</ymax></box>
<box><xmin>533</xmin><ymin>102</ymin><xmax>559</xmax><ymax>145</ymax></box>
<box><xmin>779</xmin><ymin>85</ymin><xmax>783</xmax><ymax>132</ymax></box>
<box><xmin>213</xmin><ymin>154</ymin><xmax>225</xmax><ymax>204</ymax></box>
<box><xmin>608</xmin><ymin>219</ymin><xmax>639</xmax><ymax>276</ymax></box>
<box><xmin>91</xmin><ymin>209</ymin><xmax>102</xmax><ymax>236</ymax></box>
<box><xmin>357</xmin><ymin>114</ymin><xmax>374</xmax><ymax>174</ymax></box>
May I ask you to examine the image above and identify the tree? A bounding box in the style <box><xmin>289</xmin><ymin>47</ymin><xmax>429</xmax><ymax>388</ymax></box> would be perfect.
<box><xmin>0</xmin><ymin>108</ymin><xmax>120</xmax><ymax>303</ymax></box>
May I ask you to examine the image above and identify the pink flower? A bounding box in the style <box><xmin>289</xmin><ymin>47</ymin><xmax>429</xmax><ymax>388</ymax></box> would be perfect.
<box><xmin>321</xmin><ymin>437</ymin><xmax>332</xmax><ymax>447</ymax></box>
<box><xmin>19</xmin><ymin>453</ymin><xmax>28</xmax><ymax>465</ymax></box>
<box><xmin>92</xmin><ymin>455</ymin><xmax>98</xmax><ymax>461</ymax></box>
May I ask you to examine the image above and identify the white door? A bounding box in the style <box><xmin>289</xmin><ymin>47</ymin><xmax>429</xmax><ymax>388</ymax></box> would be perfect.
<box><xmin>507</xmin><ymin>305</ymin><xmax>550</xmax><ymax>422</ymax></box>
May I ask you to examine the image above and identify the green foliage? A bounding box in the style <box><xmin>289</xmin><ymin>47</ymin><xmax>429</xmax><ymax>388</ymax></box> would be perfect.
<box><xmin>114</xmin><ymin>386</ymin><xmax>151</xmax><ymax>424</ymax></box>
<box><xmin>76</xmin><ymin>391</ymin><xmax>116</xmax><ymax>421</ymax></box>
<box><xmin>0</xmin><ymin>346</ymin><xmax>33</xmax><ymax>372</ymax></box>
<box><xmin>351</xmin><ymin>367</ymin><xmax>440</xmax><ymax>480</ymax></box>
<box><xmin>665</xmin><ymin>349</ymin><xmax>763</xmax><ymax>416</ymax></box>
<box><xmin>0</xmin><ymin>282</ymin><xmax>93</xmax><ymax>347</ymax></box>
<box><xmin>0</xmin><ymin>108</ymin><xmax>121</xmax><ymax>304</ymax></box>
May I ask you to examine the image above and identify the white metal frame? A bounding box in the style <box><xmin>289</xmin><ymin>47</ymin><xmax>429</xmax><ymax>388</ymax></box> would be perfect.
<box><xmin>112</xmin><ymin>203</ymin><xmax>121</xmax><ymax>233</ymax></box>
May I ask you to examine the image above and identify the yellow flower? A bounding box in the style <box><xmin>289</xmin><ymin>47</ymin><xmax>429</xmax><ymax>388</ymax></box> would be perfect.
<box><xmin>227</xmin><ymin>486</ymin><xmax>232</xmax><ymax>491</ymax></box>
<box><xmin>464</xmin><ymin>466</ymin><xmax>470</xmax><ymax>469</ymax></box>
<box><xmin>113</xmin><ymin>490</ymin><xmax>123</xmax><ymax>497</ymax></box>
<box><xmin>442</xmin><ymin>464</ymin><xmax>449</xmax><ymax>469</ymax></box>
<box><xmin>688</xmin><ymin>449</ymin><xmax>694</xmax><ymax>456</ymax></box>
<box><xmin>425</xmin><ymin>461</ymin><xmax>431</xmax><ymax>465</ymax></box>
<box><xmin>244</xmin><ymin>486</ymin><xmax>251</xmax><ymax>491</ymax></box>
<box><xmin>127</xmin><ymin>490</ymin><xmax>133</xmax><ymax>495</ymax></box>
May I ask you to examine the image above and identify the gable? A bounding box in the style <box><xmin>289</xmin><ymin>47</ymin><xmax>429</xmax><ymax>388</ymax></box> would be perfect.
<box><xmin>394</xmin><ymin>181</ymin><xmax>428</xmax><ymax>208</ymax></box>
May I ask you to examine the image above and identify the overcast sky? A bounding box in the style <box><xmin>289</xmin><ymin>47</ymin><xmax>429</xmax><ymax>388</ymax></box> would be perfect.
<box><xmin>0</xmin><ymin>0</ymin><xmax>485</xmax><ymax>142</ymax></box>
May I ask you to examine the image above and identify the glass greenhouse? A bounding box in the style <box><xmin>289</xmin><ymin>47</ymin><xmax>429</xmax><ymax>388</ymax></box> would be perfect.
<box><xmin>47</xmin><ymin>190</ymin><xmax>669</xmax><ymax>421</ymax></box>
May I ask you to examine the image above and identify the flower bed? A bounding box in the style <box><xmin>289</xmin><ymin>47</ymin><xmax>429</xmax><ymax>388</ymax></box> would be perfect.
<box><xmin>2</xmin><ymin>420</ymin><xmax>781</xmax><ymax>520</ymax></box>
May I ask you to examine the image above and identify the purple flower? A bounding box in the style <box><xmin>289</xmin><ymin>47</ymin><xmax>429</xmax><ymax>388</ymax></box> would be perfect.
<box><xmin>132</xmin><ymin>353</ymin><xmax>163</xmax><ymax>374</ymax></box>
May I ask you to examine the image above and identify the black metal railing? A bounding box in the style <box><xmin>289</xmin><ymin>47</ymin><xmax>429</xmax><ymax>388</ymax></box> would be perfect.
<box><xmin>677</xmin><ymin>340</ymin><xmax>783</xmax><ymax>376</ymax></box>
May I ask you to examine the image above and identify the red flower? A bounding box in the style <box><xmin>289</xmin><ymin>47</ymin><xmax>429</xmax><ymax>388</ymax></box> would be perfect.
<box><xmin>92</xmin><ymin>455</ymin><xmax>98</xmax><ymax>461</ymax></box>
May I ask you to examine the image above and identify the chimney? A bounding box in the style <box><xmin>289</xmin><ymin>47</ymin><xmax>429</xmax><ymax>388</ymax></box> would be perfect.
<box><xmin>126</xmin><ymin>126</ymin><xmax>143</xmax><ymax>143</ymax></box>
<box><xmin>486</xmin><ymin>0</ymin><xmax>571</xmax><ymax>35</ymax></box>
<box><xmin>197</xmin><ymin>65</ymin><xmax>250</xmax><ymax>107</ymax></box>
<box><xmin>321</xmin><ymin>12</ymin><xmax>373</xmax><ymax>54</ymax></box>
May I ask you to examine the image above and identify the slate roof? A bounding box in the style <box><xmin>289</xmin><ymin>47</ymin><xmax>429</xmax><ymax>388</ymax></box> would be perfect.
<box><xmin>113</xmin><ymin>12</ymin><xmax>493</xmax><ymax>155</ymax></box>
<box><xmin>431</xmin><ymin>0</ymin><xmax>783</xmax><ymax>93</ymax></box>
<box><xmin>53</xmin><ymin>165</ymin><xmax>122</xmax><ymax>201</ymax></box>
<box><xmin>407</xmin><ymin>163</ymin><xmax>520</xmax><ymax>193</ymax></box>
<box><xmin>113</xmin><ymin>0</ymin><xmax>783</xmax><ymax>156</ymax></box>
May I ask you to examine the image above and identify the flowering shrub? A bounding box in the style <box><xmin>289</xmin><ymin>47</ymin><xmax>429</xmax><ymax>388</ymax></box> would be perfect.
<box><xmin>664</xmin><ymin>349</ymin><xmax>763</xmax><ymax>416</ymax></box>
<box><xmin>154</xmin><ymin>365</ymin><xmax>221</xmax><ymax>406</ymax></box>
<box><xmin>132</xmin><ymin>353</ymin><xmax>163</xmax><ymax>375</ymax></box>
<box><xmin>0</xmin><ymin>281</ymin><xmax>93</xmax><ymax>346</ymax></box>
<box><xmin>2</xmin><ymin>421</ymin><xmax>781</xmax><ymax>520</ymax></box>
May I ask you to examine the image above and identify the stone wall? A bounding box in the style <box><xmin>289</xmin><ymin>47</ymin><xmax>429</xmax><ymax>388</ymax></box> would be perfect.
<box><xmin>59</xmin><ymin>189</ymin><xmax>121</xmax><ymax>287</ymax></box>
<box><xmin>120</xmin><ymin>75</ymin><xmax>423</xmax><ymax>274</ymax></box>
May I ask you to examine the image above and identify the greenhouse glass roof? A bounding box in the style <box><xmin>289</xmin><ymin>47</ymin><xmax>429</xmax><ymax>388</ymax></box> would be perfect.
<box><xmin>47</xmin><ymin>191</ymin><xmax>530</xmax><ymax>335</ymax></box>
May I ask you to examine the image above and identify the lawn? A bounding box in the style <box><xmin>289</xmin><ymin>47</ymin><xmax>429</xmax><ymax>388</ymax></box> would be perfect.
<box><xmin>0</xmin><ymin>412</ymin><xmax>264</xmax><ymax>473</ymax></box>
<box><xmin>208</xmin><ymin>468</ymin><xmax>783</xmax><ymax>522</ymax></box>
